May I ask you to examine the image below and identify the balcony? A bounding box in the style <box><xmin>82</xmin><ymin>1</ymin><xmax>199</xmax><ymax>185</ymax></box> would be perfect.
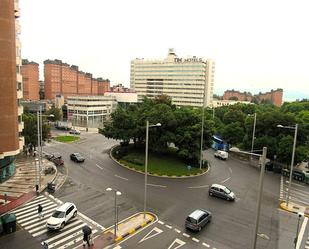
<box><xmin>14</xmin><ymin>1</ymin><xmax>20</xmax><ymax>18</ymax></box>
<box><xmin>18</xmin><ymin>105</ymin><xmax>23</xmax><ymax>116</ymax></box>
<box><xmin>18</xmin><ymin>121</ymin><xmax>24</xmax><ymax>132</ymax></box>
<box><xmin>17</xmin><ymin>89</ymin><xmax>23</xmax><ymax>99</ymax></box>
<box><xmin>19</xmin><ymin>136</ymin><xmax>25</xmax><ymax>151</ymax></box>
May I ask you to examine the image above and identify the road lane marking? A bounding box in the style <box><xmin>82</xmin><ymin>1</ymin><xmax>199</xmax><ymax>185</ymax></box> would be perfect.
<box><xmin>229</xmin><ymin>167</ymin><xmax>232</xmax><ymax>174</ymax></box>
<box><xmin>138</xmin><ymin>227</ymin><xmax>163</xmax><ymax>243</ymax></box>
<box><xmin>158</xmin><ymin>220</ymin><xmax>164</xmax><ymax>225</ymax></box>
<box><xmin>165</xmin><ymin>224</ymin><xmax>172</xmax><ymax>229</ymax></box>
<box><xmin>147</xmin><ymin>183</ymin><xmax>166</xmax><ymax>188</ymax></box>
<box><xmin>202</xmin><ymin>242</ymin><xmax>210</xmax><ymax>247</ymax></box>
<box><xmin>296</xmin><ymin>217</ymin><xmax>308</xmax><ymax>249</ymax></box>
<box><xmin>174</xmin><ymin>228</ymin><xmax>181</xmax><ymax>233</ymax></box>
<box><xmin>168</xmin><ymin>238</ymin><xmax>186</xmax><ymax>249</ymax></box>
<box><xmin>183</xmin><ymin>233</ymin><xmax>190</xmax><ymax>238</ymax></box>
<box><xmin>192</xmin><ymin>237</ymin><xmax>199</xmax><ymax>242</ymax></box>
<box><xmin>96</xmin><ymin>164</ymin><xmax>103</xmax><ymax>170</ymax></box>
<box><xmin>188</xmin><ymin>185</ymin><xmax>209</xmax><ymax>189</ymax></box>
<box><xmin>221</xmin><ymin>177</ymin><xmax>231</xmax><ymax>183</ymax></box>
<box><xmin>114</xmin><ymin>175</ymin><xmax>129</xmax><ymax>181</ymax></box>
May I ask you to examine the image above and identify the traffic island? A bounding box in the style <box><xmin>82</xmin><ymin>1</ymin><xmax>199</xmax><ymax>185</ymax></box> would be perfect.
<box><xmin>86</xmin><ymin>212</ymin><xmax>156</xmax><ymax>248</ymax></box>
<box><xmin>279</xmin><ymin>201</ymin><xmax>309</xmax><ymax>218</ymax></box>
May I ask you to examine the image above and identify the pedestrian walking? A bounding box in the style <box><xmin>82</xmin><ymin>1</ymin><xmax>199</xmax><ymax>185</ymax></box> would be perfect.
<box><xmin>38</xmin><ymin>204</ymin><xmax>43</xmax><ymax>219</ymax></box>
<box><xmin>42</xmin><ymin>242</ymin><xmax>48</xmax><ymax>249</ymax></box>
<box><xmin>82</xmin><ymin>225</ymin><xmax>93</xmax><ymax>247</ymax></box>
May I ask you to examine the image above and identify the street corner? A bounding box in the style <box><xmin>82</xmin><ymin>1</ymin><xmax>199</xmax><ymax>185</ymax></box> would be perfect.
<box><xmin>103</xmin><ymin>212</ymin><xmax>157</xmax><ymax>243</ymax></box>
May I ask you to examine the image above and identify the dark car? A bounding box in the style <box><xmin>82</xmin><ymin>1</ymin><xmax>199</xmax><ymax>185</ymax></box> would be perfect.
<box><xmin>70</xmin><ymin>153</ymin><xmax>85</xmax><ymax>163</ymax></box>
<box><xmin>52</xmin><ymin>155</ymin><xmax>64</xmax><ymax>166</ymax></box>
<box><xmin>185</xmin><ymin>209</ymin><xmax>212</xmax><ymax>232</ymax></box>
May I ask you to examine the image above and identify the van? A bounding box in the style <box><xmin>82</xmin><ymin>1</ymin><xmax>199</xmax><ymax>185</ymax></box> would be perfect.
<box><xmin>209</xmin><ymin>184</ymin><xmax>235</xmax><ymax>201</ymax></box>
<box><xmin>185</xmin><ymin>209</ymin><xmax>212</xmax><ymax>232</ymax></box>
<box><xmin>214</xmin><ymin>150</ymin><xmax>228</xmax><ymax>160</ymax></box>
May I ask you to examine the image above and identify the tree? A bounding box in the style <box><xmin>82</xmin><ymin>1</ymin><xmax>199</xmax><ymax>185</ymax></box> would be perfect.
<box><xmin>22</xmin><ymin>113</ymin><xmax>50</xmax><ymax>146</ymax></box>
<box><xmin>223</xmin><ymin>109</ymin><xmax>246</xmax><ymax>126</ymax></box>
<box><xmin>46</xmin><ymin>106</ymin><xmax>62</xmax><ymax>121</ymax></box>
<box><xmin>221</xmin><ymin>122</ymin><xmax>245</xmax><ymax>146</ymax></box>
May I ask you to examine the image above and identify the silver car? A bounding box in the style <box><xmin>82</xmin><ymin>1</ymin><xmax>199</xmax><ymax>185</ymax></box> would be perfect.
<box><xmin>185</xmin><ymin>209</ymin><xmax>212</xmax><ymax>232</ymax></box>
<box><xmin>209</xmin><ymin>184</ymin><xmax>235</xmax><ymax>201</ymax></box>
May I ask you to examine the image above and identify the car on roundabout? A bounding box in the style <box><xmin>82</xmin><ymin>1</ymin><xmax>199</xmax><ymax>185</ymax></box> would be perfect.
<box><xmin>46</xmin><ymin>202</ymin><xmax>77</xmax><ymax>230</ymax></box>
<box><xmin>70</xmin><ymin>153</ymin><xmax>85</xmax><ymax>163</ymax></box>
<box><xmin>208</xmin><ymin>184</ymin><xmax>235</xmax><ymax>201</ymax></box>
<box><xmin>69</xmin><ymin>129</ymin><xmax>81</xmax><ymax>135</ymax></box>
<box><xmin>185</xmin><ymin>209</ymin><xmax>212</xmax><ymax>232</ymax></box>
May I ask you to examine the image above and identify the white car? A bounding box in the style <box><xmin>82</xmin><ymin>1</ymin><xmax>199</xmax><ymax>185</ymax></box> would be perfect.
<box><xmin>69</xmin><ymin>129</ymin><xmax>81</xmax><ymax>135</ymax></box>
<box><xmin>214</xmin><ymin>150</ymin><xmax>228</xmax><ymax>160</ymax></box>
<box><xmin>46</xmin><ymin>202</ymin><xmax>77</xmax><ymax>230</ymax></box>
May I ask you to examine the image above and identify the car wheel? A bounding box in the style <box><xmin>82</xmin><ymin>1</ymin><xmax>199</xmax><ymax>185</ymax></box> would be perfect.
<box><xmin>73</xmin><ymin>211</ymin><xmax>77</xmax><ymax>218</ymax></box>
<box><xmin>226</xmin><ymin>197</ymin><xmax>230</xmax><ymax>201</ymax></box>
<box><xmin>209</xmin><ymin>192</ymin><xmax>213</xmax><ymax>196</ymax></box>
<box><xmin>60</xmin><ymin>222</ymin><xmax>65</xmax><ymax>229</ymax></box>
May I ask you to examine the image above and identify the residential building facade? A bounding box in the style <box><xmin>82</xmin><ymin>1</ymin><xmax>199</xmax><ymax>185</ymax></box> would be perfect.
<box><xmin>67</xmin><ymin>95</ymin><xmax>117</xmax><ymax>128</ymax></box>
<box><xmin>130</xmin><ymin>49</ymin><xmax>215</xmax><ymax>107</ymax></box>
<box><xmin>44</xmin><ymin>59</ymin><xmax>110</xmax><ymax>100</ymax></box>
<box><xmin>21</xmin><ymin>59</ymin><xmax>39</xmax><ymax>101</ymax></box>
<box><xmin>212</xmin><ymin>99</ymin><xmax>252</xmax><ymax>107</ymax></box>
<box><xmin>0</xmin><ymin>0</ymin><xmax>24</xmax><ymax>182</ymax></box>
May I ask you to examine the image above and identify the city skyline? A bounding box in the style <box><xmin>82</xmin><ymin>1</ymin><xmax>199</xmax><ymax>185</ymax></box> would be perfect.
<box><xmin>20</xmin><ymin>0</ymin><xmax>309</xmax><ymax>101</ymax></box>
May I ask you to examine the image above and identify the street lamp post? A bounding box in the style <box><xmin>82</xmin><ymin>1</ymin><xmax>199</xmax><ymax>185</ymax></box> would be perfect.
<box><xmin>144</xmin><ymin>121</ymin><xmax>161</xmax><ymax>219</ymax></box>
<box><xmin>251</xmin><ymin>113</ymin><xmax>257</xmax><ymax>153</ymax></box>
<box><xmin>277</xmin><ymin>124</ymin><xmax>298</xmax><ymax>207</ymax></box>
<box><xmin>106</xmin><ymin>187</ymin><xmax>121</xmax><ymax>241</ymax></box>
<box><xmin>36</xmin><ymin>107</ymin><xmax>54</xmax><ymax>191</ymax></box>
<box><xmin>252</xmin><ymin>147</ymin><xmax>267</xmax><ymax>249</ymax></box>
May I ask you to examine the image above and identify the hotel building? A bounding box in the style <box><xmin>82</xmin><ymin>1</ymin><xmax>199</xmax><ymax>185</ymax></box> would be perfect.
<box><xmin>44</xmin><ymin>59</ymin><xmax>110</xmax><ymax>100</ymax></box>
<box><xmin>130</xmin><ymin>49</ymin><xmax>215</xmax><ymax>107</ymax></box>
<box><xmin>0</xmin><ymin>0</ymin><xmax>24</xmax><ymax>182</ymax></box>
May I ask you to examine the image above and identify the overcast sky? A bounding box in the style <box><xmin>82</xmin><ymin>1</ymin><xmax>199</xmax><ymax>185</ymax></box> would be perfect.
<box><xmin>20</xmin><ymin>0</ymin><xmax>309</xmax><ymax>101</ymax></box>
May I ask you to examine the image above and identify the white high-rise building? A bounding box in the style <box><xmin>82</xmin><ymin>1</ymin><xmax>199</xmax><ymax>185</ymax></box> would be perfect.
<box><xmin>130</xmin><ymin>49</ymin><xmax>215</xmax><ymax>107</ymax></box>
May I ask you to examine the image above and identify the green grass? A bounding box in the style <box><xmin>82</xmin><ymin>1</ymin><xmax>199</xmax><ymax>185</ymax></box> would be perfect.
<box><xmin>54</xmin><ymin>135</ymin><xmax>80</xmax><ymax>143</ymax></box>
<box><xmin>119</xmin><ymin>149</ymin><xmax>205</xmax><ymax>176</ymax></box>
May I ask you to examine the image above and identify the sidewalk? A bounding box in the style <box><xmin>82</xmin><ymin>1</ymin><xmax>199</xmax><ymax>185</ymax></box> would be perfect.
<box><xmin>279</xmin><ymin>201</ymin><xmax>309</xmax><ymax>217</ymax></box>
<box><xmin>76</xmin><ymin>212</ymin><xmax>156</xmax><ymax>249</ymax></box>
<box><xmin>0</xmin><ymin>155</ymin><xmax>57</xmax><ymax>215</ymax></box>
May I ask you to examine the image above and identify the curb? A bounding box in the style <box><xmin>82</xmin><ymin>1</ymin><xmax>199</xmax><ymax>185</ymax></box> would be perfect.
<box><xmin>109</xmin><ymin>145</ymin><xmax>210</xmax><ymax>179</ymax></box>
<box><xmin>279</xmin><ymin>201</ymin><xmax>309</xmax><ymax>218</ymax></box>
<box><xmin>103</xmin><ymin>212</ymin><xmax>157</xmax><ymax>243</ymax></box>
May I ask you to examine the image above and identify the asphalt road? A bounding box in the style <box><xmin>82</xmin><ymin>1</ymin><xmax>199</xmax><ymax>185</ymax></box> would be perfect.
<box><xmin>44</xmin><ymin>132</ymin><xmax>282</xmax><ymax>249</ymax></box>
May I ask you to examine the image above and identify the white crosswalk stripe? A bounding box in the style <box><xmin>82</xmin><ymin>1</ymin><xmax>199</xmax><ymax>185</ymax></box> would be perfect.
<box><xmin>12</xmin><ymin>195</ymin><xmax>103</xmax><ymax>249</ymax></box>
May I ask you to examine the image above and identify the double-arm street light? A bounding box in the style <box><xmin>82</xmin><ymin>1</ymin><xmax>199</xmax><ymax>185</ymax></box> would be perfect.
<box><xmin>249</xmin><ymin>113</ymin><xmax>257</xmax><ymax>153</ymax></box>
<box><xmin>106</xmin><ymin>187</ymin><xmax>121</xmax><ymax>241</ymax></box>
<box><xmin>36</xmin><ymin>106</ymin><xmax>54</xmax><ymax>191</ymax></box>
<box><xmin>144</xmin><ymin>121</ymin><xmax>161</xmax><ymax>218</ymax></box>
<box><xmin>277</xmin><ymin>124</ymin><xmax>298</xmax><ymax>207</ymax></box>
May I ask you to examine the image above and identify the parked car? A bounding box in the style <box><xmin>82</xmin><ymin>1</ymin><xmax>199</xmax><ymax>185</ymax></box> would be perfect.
<box><xmin>214</xmin><ymin>150</ymin><xmax>228</xmax><ymax>160</ymax></box>
<box><xmin>185</xmin><ymin>209</ymin><xmax>212</xmax><ymax>232</ymax></box>
<box><xmin>70</xmin><ymin>153</ymin><xmax>85</xmax><ymax>163</ymax></box>
<box><xmin>209</xmin><ymin>184</ymin><xmax>235</xmax><ymax>201</ymax></box>
<box><xmin>46</xmin><ymin>202</ymin><xmax>77</xmax><ymax>230</ymax></box>
<box><xmin>69</xmin><ymin>129</ymin><xmax>81</xmax><ymax>135</ymax></box>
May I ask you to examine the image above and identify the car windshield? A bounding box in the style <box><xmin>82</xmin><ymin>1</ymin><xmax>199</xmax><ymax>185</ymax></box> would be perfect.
<box><xmin>224</xmin><ymin>187</ymin><xmax>231</xmax><ymax>194</ymax></box>
<box><xmin>186</xmin><ymin>217</ymin><xmax>197</xmax><ymax>224</ymax></box>
<box><xmin>52</xmin><ymin>211</ymin><xmax>65</xmax><ymax>218</ymax></box>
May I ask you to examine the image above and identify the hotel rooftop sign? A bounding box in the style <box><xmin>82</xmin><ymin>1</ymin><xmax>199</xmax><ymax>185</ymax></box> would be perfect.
<box><xmin>174</xmin><ymin>57</ymin><xmax>204</xmax><ymax>63</ymax></box>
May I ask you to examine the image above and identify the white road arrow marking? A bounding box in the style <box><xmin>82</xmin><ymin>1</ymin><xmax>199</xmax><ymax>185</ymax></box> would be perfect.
<box><xmin>167</xmin><ymin>238</ymin><xmax>186</xmax><ymax>249</ymax></box>
<box><xmin>138</xmin><ymin>227</ymin><xmax>163</xmax><ymax>243</ymax></box>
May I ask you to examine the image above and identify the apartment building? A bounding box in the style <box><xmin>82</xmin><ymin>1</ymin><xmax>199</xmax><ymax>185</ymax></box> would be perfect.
<box><xmin>67</xmin><ymin>95</ymin><xmax>117</xmax><ymax>128</ymax></box>
<box><xmin>21</xmin><ymin>59</ymin><xmax>39</xmax><ymax>101</ymax></box>
<box><xmin>130</xmin><ymin>49</ymin><xmax>215</xmax><ymax>107</ymax></box>
<box><xmin>0</xmin><ymin>0</ymin><xmax>24</xmax><ymax>182</ymax></box>
<box><xmin>44</xmin><ymin>59</ymin><xmax>110</xmax><ymax>100</ymax></box>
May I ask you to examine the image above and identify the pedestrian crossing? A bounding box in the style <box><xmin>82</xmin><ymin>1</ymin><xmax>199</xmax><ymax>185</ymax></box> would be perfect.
<box><xmin>280</xmin><ymin>175</ymin><xmax>309</xmax><ymax>206</ymax></box>
<box><xmin>13</xmin><ymin>195</ymin><xmax>103</xmax><ymax>249</ymax></box>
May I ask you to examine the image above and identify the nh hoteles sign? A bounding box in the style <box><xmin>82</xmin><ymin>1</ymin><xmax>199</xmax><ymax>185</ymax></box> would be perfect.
<box><xmin>174</xmin><ymin>57</ymin><xmax>204</xmax><ymax>63</ymax></box>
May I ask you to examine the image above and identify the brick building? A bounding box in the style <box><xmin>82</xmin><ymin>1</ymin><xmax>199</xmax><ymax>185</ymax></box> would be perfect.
<box><xmin>21</xmin><ymin>59</ymin><xmax>39</xmax><ymax>101</ymax></box>
<box><xmin>44</xmin><ymin>59</ymin><xmax>110</xmax><ymax>100</ymax></box>
<box><xmin>223</xmin><ymin>88</ymin><xmax>283</xmax><ymax>106</ymax></box>
<box><xmin>0</xmin><ymin>0</ymin><xmax>24</xmax><ymax>182</ymax></box>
